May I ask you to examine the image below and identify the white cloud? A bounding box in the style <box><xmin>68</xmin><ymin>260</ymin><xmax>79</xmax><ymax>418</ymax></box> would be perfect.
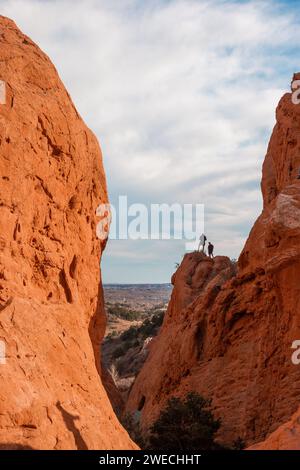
<box><xmin>1</xmin><ymin>0</ymin><xmax>300</xmax><ymax>282</ymax></box>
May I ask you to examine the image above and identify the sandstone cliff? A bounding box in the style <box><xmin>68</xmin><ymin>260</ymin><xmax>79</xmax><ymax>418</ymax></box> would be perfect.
<box><xmin>126</xmin><ymin>77</ymin><xmax>300</xmax><ymax>449</ymax></box>
<box><xmin>248</xmin><ymin>406</ymin><xmax>300</xmax><ymax>450</ymax></box>
<box><xmin>0</xmin><ymin>16</ymin><xmax>136</xmax><ymax>449</ymax></box>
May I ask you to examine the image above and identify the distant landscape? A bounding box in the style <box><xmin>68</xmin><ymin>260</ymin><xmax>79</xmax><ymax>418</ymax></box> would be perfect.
<box><xmin>104</xmin><ymin>284</ymin><xmax>172</xmax><ymax>309</ymax></box>
<box><xmin>102</xmin><ymin>284</ymin><xmax>172</xmax><ymax>402</ymax></box>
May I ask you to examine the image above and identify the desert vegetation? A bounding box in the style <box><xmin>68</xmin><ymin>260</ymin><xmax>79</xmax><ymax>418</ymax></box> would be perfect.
<box><xmin>123</xmin><ymin>392</ymin><xmax>245</xmax><ymax>450</ymax></box>
<box><xmin>103</xmin><ymin>306</ymin><xmax>166</xmax><ymax>395</ymax></box>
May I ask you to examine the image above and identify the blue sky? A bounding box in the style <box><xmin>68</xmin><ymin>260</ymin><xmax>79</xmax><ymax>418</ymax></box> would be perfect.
<box><xmin>2</xmin><ymin>0</ymin><xmax>300</xmax><ymax>283</ymax></box>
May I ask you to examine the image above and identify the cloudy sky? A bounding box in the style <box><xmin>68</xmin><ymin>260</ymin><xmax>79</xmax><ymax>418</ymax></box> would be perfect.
<box><xmin>2</xmin><ymin>0</ymin><xmax>300</xmax><ymax>283</ymax></box>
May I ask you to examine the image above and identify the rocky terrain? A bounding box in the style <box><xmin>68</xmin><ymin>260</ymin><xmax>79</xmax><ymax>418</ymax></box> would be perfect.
<box><xmin>103</xmin><ymin>283</ymin><xmax>171</xmax><ymax>336</ymax></box>
<box><xmin>103</xmin><ymin>308</ymin><xmax>165</xmax><ymax>401</ymax></box>
<box><xmin>102</xmin><ymin>286</ymin><xmax>169</xmax><ymax>415</ymax></box>
<box><xmin>248</xmin><ymin>406</ymin><xmax>300</xmax><ymax>450</ymax></box>
<box><xmin>104</xmin><ymin>284</ymin><xmax>172</xmax><ymax>310</ymax></box>
<box><xmin>0</xmin><ymin>16</ymin><xmax>136</xmax><ymax>450</ymax></box>
<box><xmin>126</xmin><ymin>77</ymin><xmax>300</xmax><ymax>449</ymax></box>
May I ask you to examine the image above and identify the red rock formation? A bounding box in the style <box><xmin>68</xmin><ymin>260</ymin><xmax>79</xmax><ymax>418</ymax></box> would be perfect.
<box><xmin>126</xmin><ymin>77</ymin><xmax>300</xmax><ymax>449</ymax></box>
<box><xmin>0</xmin><ymin>16</ymin><xmax>136</xmax><ymax>449</ymax></box>
<box><xmin>248</xmin><ymin>407</ymin><xmax>300</xmax><ymax>450</ymax></box>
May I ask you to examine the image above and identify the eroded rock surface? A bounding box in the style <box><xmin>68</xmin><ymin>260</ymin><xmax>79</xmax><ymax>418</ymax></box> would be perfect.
<box><xmin>127</xmin><ymin>78</ymin><xmax>300</xmax><ymax>448</ymax></box>
<box><xmin>0</xmin><ymin>16</ymin><xmax>136</xmax><ymax>449</ymax></box>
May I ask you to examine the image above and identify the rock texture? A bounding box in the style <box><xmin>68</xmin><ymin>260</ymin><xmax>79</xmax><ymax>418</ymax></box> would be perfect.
<box><xmin>0</xmin><ymin>16</ymin><xmax>136</xmax><ymax>449</ymax></box>
<box><xmin>126</xmin><ymin>77</ymin><xmax>300</xmax><ymax>449</ymax></box>
<box><xmin>248</xmin><ymin>407</ymin><xmax>300</xmax><ymax>450</ymax></box>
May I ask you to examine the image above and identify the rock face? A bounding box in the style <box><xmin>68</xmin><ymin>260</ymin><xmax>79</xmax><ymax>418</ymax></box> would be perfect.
<box><xmin>126</xmin><ymin>78</ymin><xmax>300</xmax><ymax>448</ymax></box>
<box><xmin>0</xmin><ymin>16</ymin><xmax>136</xmax><ymax>449</ymax></box>
<box><xmin>248</xmin><ymin>407</ymin><xmax>300</xmax><ymax>450</ymax></box>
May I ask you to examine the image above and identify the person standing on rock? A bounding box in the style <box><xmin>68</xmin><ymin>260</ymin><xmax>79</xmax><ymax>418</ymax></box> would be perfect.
<box><xmin>198</xmin><ymin>233</ymin><xmax>207</xmax><ymax>252</ymax></box>
<box><xmin>208</xmin><ymin>242</ymin><xmax>214</xmax><ymax>258</ymax></box>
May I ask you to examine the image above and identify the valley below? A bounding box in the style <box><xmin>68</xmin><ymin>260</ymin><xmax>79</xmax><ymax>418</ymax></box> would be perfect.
<box><xmin>102</xmin><ymin>284</ymin><xmax>172</xmax><ymax>410</ymax></box>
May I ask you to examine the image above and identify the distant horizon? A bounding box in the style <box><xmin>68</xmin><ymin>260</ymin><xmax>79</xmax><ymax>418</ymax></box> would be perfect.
<box><xmin>103</xmin><ymin>282</ymin><xmax>173</xmax><ymax>286</ymax></box>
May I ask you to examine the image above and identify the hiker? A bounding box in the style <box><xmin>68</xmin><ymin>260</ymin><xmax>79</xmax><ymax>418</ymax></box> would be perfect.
<box><xmin>198</xmin><ymin>233</ymin><xmax>207</xmax><ymax>252</ymax></box>
<box><xmin>208</xmin><ymin>242</ymin><xmax>214</xmax><ymax>258</ymax></box>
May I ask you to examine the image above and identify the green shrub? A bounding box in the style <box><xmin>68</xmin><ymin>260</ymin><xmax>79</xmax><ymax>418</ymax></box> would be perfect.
<box><xmin>120</xmin><ymin>325</ymin><xmax>139</xmax><ymax>341</ymax></box>
<box><xmin>107</xmin><ymin>330</ymin><xmax>118</xmax><ymax>340</ymax></box>
<box><xmin>112</xmin><ymin>344</ymin><xmax>127</xmax><ymax>359</ymax></box>
<box><xmin>138</xmin><ymin>311</ymin><xmax>164</xmax><ymax>340</ymax></box>
<box><xmin>148</xmin><ymin>392</ymin><xmax>221</xmax><ymax>451</ymax></box>
<box><xmin>107</xmin><ymin>304</ymin><xmax>142</xmax><ymax>321</ymax></box>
